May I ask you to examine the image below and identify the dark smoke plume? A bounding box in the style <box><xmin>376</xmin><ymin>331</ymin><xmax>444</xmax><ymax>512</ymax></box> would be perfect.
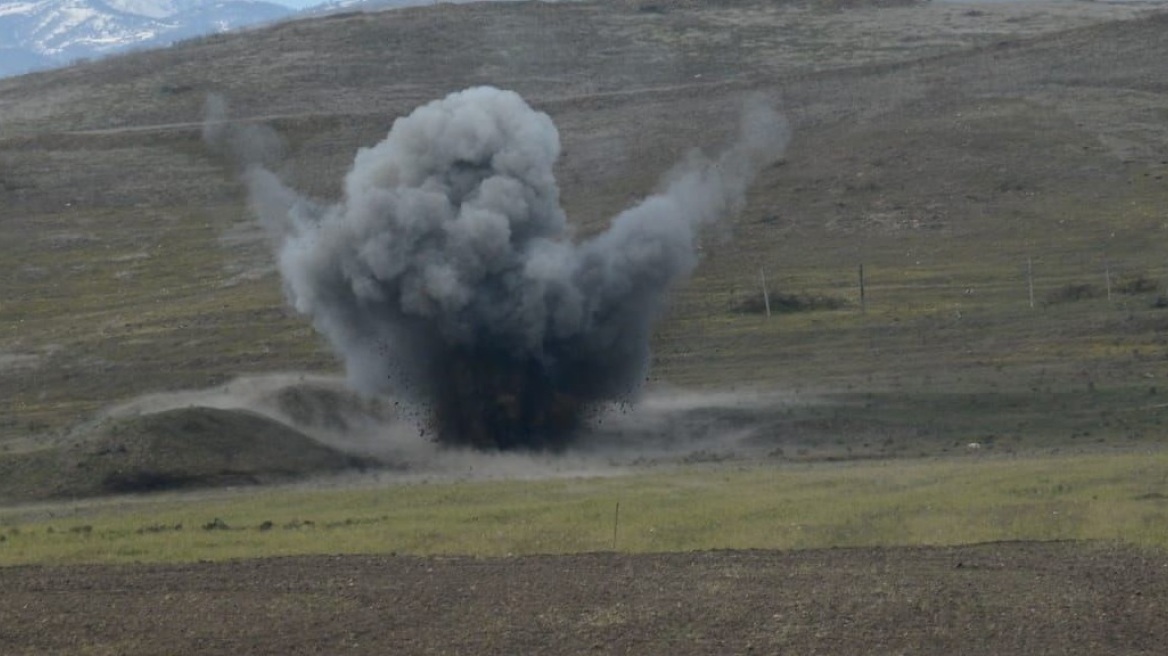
<box><xmin>213</xmin><ymin>87</ymin><xmax>788</xmax><ymax>450</ymax></box>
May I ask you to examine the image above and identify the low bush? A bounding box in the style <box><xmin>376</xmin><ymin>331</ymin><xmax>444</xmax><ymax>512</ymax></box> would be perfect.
<box><xmin>734</xmin><ymin>291</ymin><xmax>849</xmax><ymax>315</ymax></box>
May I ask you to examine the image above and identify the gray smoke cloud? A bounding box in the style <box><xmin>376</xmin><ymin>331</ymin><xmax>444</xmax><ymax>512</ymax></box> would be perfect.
<box><xmin>213</xmin><ymin>86</ymin><xmax>788</xmax><ymax>450</ymax></box>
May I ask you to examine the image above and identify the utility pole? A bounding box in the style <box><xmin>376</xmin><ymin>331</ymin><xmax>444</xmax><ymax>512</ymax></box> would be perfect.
<box><xmin>1105</xmin><ymin>259</ymin><xmax>1113</xmax><ymax>302</ymax></box>
<box><xmin>859</xmin><ymin>263</ymin><xmax>867</xmax><ymax>313</ymax></box>
<box><xmin>760</xmin><ymin>268</ymin><xmax>771</xmax><ymax>318</ymax></box>
<box><xmin>1027</xmin><ymin>257</ymin><xmax>1035</xmax><ymax>309</ymax></box>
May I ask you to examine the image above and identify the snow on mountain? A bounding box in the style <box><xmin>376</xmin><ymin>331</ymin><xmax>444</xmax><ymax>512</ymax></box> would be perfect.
<box><xmin>102</xmin><ymin>0</ymin><xmax>200</xmax><ymax>19</ymax></box>
<box><xmin>302</xmin><ymin>0</ymin><xmax>514</xmax><ymax>17</ymax></box>
<box><xmin>0</xmin><ymin>0</ymin><xmax>292</xmax><ymax>77</ymax></box>
<box><xmin>301</xmin><ymin>0</ymin><xmax>571</xmax><ymax>19</ymax></box>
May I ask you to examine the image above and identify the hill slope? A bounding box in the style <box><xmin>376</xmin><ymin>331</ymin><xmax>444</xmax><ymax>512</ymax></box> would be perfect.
<box><xmin>2</xmin><ymin>0</ymin><xmax>1168</xmax><ymax>475</ymax></box>
<box><xmin>0</xmin><ymin>406</ymin><xmax>374</xmax><ymax>500</ymax></box>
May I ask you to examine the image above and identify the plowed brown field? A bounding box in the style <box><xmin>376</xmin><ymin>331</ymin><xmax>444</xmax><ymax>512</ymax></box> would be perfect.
<box><xmin>2</xmin><ymin>541</ymin><xmax>1165</xmax><ymax>655</ymax></box>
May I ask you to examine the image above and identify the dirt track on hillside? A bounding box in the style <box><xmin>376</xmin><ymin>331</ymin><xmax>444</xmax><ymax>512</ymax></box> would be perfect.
<box><xmin>2</xmin><ymin>541</ymin><xmax>1165</xmax><ymax>655</ymax></box>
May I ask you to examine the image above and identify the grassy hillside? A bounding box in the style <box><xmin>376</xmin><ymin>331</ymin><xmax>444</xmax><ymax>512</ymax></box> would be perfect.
<box><xmin>2</xmin><ymin>449</ymin><xmax>1167</xmax><ymax>565</ymax></box>
<box><xmin>2</xmin><ymin>0</ymin><xmax>1168</xmax><ymax>489</ymax></box>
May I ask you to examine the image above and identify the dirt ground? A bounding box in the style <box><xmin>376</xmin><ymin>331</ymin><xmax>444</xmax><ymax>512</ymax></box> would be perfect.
<box><xmin>1</xmin><ymin>541</ymin><xmax>1165</xmax><ymax>655</ymax></box>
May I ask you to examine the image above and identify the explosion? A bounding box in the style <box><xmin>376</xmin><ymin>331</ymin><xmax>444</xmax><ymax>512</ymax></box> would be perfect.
<box><xmin>215</xmin><ymin>87</ymin><xmax>788</xmax><ymax>450</ymax></box>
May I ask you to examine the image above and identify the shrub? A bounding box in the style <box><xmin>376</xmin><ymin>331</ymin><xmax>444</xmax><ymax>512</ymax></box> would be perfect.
<box><xmin>1045</xmin><ymin>283</ymin><xmax>1100</xmax><ymax>305</ymax></box>
<box><xmin>734</xmin><ymin>291</ymin><xmax>849</xmax><ymax>315</ymax></box>
<box><xmin>1116</xmin><ymin>273</ymin><xmax>1159</xmax><ymax>295</ymax></box>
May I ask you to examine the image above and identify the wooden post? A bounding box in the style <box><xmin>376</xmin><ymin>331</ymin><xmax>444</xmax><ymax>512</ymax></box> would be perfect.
<box><xmin>612</xmin><ymin>501</ymin><xmax>620</xmax><ymax>551</ymax></box>
<box><xmin>1027</xmin><ymin>257</ymin><xmax>1035</xmax><ymax>309</ymax></box>
<box><xmin>1105</xmin><ymin>260</ymin><xmax>1112</xmax><ymax>302</ymax></box>
<box><xmin>859</xmin><ymin>263</ymin><xmax>866</xmax><ymax>313</ymax></box>
<box><xmin>760</xmin><ymin>268</ymin><xmax>771</xmax><ymax>318</ymax></box>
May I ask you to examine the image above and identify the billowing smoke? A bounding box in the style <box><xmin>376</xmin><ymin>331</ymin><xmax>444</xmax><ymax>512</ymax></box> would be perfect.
<box><xmin>212</xmin><ymin>87</ymin><xmax>788</xmax><ymax>451</ymax></box>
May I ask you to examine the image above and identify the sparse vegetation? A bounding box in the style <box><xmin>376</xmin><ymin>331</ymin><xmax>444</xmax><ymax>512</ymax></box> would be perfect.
<box><xmin>1116</xmin><ymin>272</ymin><xmax>1160</xmax><ymax>296</ymax></box>
<box><xmin>1045</xmin><ymin>282</ymin><xmax>1102</xmax><ymax>305</ymax></box>
<box><xmin>733</xmin><ymin>290</ymin><xmax>850</xmax><ymax>315</ymax></box>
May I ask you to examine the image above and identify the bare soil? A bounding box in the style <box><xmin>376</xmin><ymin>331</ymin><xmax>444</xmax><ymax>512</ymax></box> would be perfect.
<box><xmin>1</xmin><ymin>541</ymin><xmax>1165</xmax><ymax>655</ymax></box>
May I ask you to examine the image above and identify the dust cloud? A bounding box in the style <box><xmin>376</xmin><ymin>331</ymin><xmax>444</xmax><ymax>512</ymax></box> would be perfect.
<box><xmin>104</xmin><ymin>374</ymin><xmax>799</xmax><ymax>483</ymax></box>
<box><xmin>205</xmin><ymin>86</ymin><xmax>788</xmax><ymax>452</ymax></box>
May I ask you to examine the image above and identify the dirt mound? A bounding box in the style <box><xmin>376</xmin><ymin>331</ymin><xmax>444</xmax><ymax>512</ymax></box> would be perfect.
<box><xmin>86</xmin><ymin>406</ymin><xmax>378</xmax><ymax>494</ymax></box>
<box><xmin>38</xmin><ymin>407</ymin><xmax>376</xmax><ymax>498</ymax></box>
<box><xmin>269</xmin><ymin>381</ymin><xmax>400</xmax><ymax>433</ymax></box>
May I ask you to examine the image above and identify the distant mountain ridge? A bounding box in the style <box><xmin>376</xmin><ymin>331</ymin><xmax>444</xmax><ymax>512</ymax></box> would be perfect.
<box><xmin>0</xmin><ymin>0</ymin><xmax>293</xmax><ymax>77</ymax></box>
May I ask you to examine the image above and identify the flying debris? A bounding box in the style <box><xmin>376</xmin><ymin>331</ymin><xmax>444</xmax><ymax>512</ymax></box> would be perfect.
<box><xmin>209</xmin><ymin>87</ymin><xmax>789</xmax><ymax>450</ymax></box>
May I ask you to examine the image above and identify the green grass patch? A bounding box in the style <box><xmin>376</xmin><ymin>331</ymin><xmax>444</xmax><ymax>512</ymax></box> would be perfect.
<box><xmin>2</xmin><ymin>450</ymin><xmax>1167</xmax><ymax>566</ymax></box>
